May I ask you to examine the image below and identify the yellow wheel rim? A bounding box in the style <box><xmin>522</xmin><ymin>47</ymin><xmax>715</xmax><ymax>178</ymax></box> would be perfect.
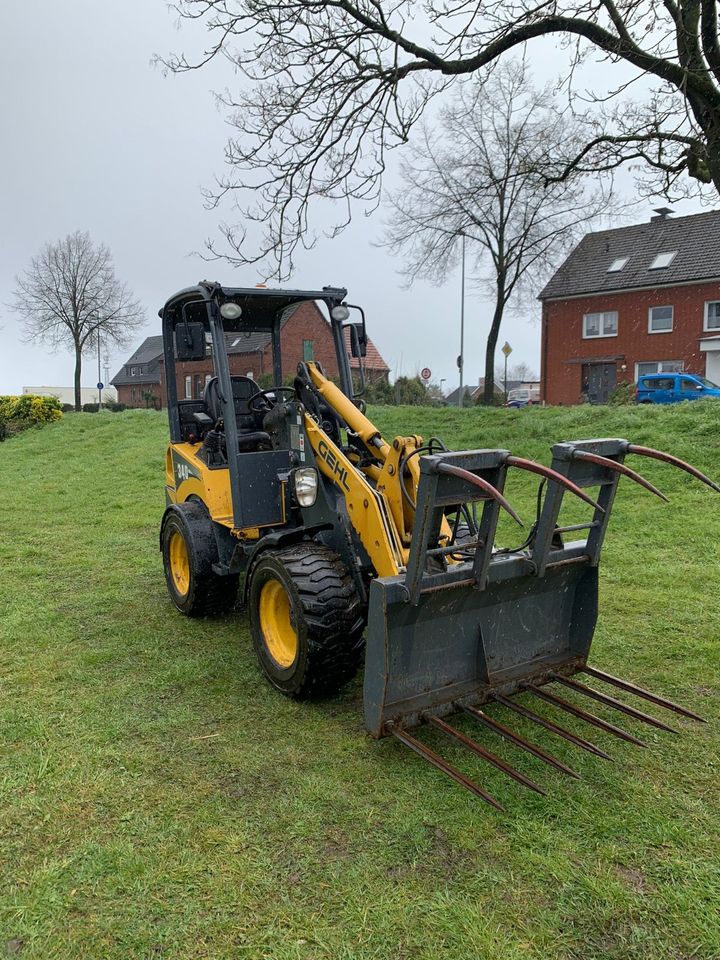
<box><xmin>259</xmin><ymin>579</ymin><xmax>298</xmax><ymax>668</ymax></box>
<box><xmin>168</xmin><ymin>529</ymin><xmax>190</xmax><ymax>597</ymax></box>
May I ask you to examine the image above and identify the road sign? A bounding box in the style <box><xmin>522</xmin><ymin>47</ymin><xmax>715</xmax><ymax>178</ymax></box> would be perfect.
<box><xmin>97</xmin><ymin>382</ymin><xmax>104</xmax><ymax>390</ymax></box>
<box><xmin>421</xmin><ymin>367</ymin><xmax>432</xmax><ymax>381</ymax></box>
<box><xmin>501</xmin><ymin>342</ymin><xmax>513</xmax><ymax>358</ymax></box>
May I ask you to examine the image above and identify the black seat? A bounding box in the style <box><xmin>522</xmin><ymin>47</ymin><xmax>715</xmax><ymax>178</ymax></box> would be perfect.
<box><xmin>203</xmin><ymin>376</ymin><xmax>272</xmax><ymax>451</ymax></box>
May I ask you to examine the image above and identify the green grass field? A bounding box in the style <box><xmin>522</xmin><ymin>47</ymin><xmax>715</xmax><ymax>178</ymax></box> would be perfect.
<box><xmin>2</xmin><ymin>404</ymin><xmax>719</xmax><ymax>960</ymax></box>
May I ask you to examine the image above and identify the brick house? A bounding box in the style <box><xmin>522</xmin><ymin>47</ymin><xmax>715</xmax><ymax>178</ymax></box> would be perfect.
<box><xmin>539</xmin><ymin>209</ymin><xmax>720</xmax><ymax>405</ymax></box>
<box><xmin>112</xmin><ymin>300</ymin><xmax>389</xmax><ymax>408</ymax></box>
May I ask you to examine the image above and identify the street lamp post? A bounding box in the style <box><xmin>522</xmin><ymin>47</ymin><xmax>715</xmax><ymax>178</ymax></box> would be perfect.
<box><xmin>458</xmin><ymin>232</ymin><xmax>466</xmax><ymax>408</ymax></box>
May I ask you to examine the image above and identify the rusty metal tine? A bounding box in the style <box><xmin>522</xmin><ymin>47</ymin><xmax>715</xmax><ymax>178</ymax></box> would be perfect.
<box><xmin>583</xmin><ymin>666</ymin><xmax>707</xmax><ymax>722</ymax></box>
<box><xmin>492</xmin><ymin>693</ymin><xmax>614</xmax><ymax>760</ymax></box>
<box><xmin>435</xmin><ymin>462</ymin><xmax>523</xmax><ymax>527</ymax></box>
<box><xmin>503</xmin><ymin>456</ymin><xmax>604</xmax><ymax>513</ymax></box>
<box><xmin>459</xmin><ymin>703</ymin><xmax>581</xmax><ymax>779</ymax></box>
<box><xmin>388</xmin><ymin>725</ymin><xmax>505</xmax><ymax>810</ymax></box>
<box><xmin>551</xmin><ymin>673</ymin><xmax>678</xmax><ymax>733</ymax></box>
<box><xmin>523</xmin><ymin>683</ymin><xmax>647</xmax><ymax>747</ymax></box>
<box><xmin>424</xmin><ymin>713</ymin><xmax>546</xmax><ymax>795</ymax></box>
<box><xmin>627</xmin><ymin>444</ymin><xmax>720</xmax><ymax>494</ymax></box>
<box><xmin>571</xmin><ymin>450</ymin><xmax>669</xmax><ymax>503</ymax></box>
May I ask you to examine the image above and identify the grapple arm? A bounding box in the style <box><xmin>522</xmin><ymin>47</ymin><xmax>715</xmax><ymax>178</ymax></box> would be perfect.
<box><xmin>363</xmin><ymin>438</ymin><xmax>711</xmax><ymax>809</ymax></box>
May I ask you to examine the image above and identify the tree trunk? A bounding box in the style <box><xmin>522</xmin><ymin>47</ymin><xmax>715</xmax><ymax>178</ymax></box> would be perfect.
<box><xmin>74</xmin><ymin>343</ymin><xmax>82</xmax><ymax>412</ymax></box>
<box><xmin>483</xmin><ymin>294</ymin><xmax>505</xmax><ymax>405</ymax></box>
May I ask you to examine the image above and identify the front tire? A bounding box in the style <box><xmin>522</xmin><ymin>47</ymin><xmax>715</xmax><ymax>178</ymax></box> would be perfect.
<box><xmin>161</xmin><ymin>502</ymin><xmax>238</xmax><ymax>617</ymax></box>
<box><xmin>248</xmin><ymin>543</ymin><xmax>363</xmax><ymax>698</ymax></box>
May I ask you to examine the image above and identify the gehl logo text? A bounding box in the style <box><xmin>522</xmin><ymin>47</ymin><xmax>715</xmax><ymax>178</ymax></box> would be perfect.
<box><xmin>317</xmin><ymin>439</ymin><xmax>351</xmax><ymax>492</ymax></box>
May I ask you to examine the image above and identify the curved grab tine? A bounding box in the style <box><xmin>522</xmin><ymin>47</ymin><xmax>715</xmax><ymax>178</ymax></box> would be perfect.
<box><xmin>435</xmin><ymin>462</ymin><xmax>523</xmax><ymax>527</ymax></box>
<box><xmin>627</xmin><ymin>444</ymin><xmax>720</xmax><ymax>494</ymax></box>
<box><xmin>503</xmin><ymin>456</ymin><xmax>604</xmax><ymax>513</ymax></box>
<box><xmin>572</xmin><ymin>450</ymin><xmax>669</xmax><ymax>503</ymax></box>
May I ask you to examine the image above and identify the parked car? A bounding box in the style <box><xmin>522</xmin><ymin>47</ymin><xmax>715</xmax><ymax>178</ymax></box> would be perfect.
<box><xmin>635</xmin><ymin>372</ymin><xmax>720</xmax><ymax>404</ymax></box>
<box><xmin>504</xmin><ymin>388</ymin><xmax>540</xmax><ymax>408</ymax></box>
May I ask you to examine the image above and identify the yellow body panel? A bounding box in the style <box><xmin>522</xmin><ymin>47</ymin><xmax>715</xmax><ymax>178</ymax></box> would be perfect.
<box><xmin>165</xmin><ymin>443</ymin><xmax>234</xmax><ymax>525</ymax></box>
<box><xmin>165</xmin><ymin>443</ymin><xmax>279</xmax><ymax>538</ymax></box>
<box><xmin>303</xmin><ymin>414</ymin><xmax>405</xmax><ymax>577</ymax></box>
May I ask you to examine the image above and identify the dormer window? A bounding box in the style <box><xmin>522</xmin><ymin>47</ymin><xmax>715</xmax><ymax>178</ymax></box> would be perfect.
<box><xmin>649</xmin><ymin>251</ymin><xmax>678</xmax><ymax>270</ymax></box>
<box><xmin>607</xmin><ymin>257</ymin><xmax>628</xmax><ymax>272</ymax></box>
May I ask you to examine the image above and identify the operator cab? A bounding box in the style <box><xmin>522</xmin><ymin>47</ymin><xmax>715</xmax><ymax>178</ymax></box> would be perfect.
<box><xmin>160</xmin><ymin>281</ymin><xmax>367</xmax><ymax>460</ymax></box>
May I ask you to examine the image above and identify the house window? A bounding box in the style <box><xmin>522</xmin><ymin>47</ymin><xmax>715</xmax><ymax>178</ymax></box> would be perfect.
<box><xmin>649</xmin><ymin>251</ymin><xmax>678</xmax><ymax>270</ymax></box>
<box><xmin>704</xmin><ymin>301</ymin><xmax>720</xmax><ymax>331</ymax></box>
<box><xmin>204</xmin><ymin>373</ymin><xmax>213</xmax><ymax>386</ymax></box>
<box><xmin>607</xmin><ymin>257</ymin><xmax>628</xmax><ymax>272</ymax></box>
<box><xmin>635</xmin><ymin>360</ymin><xmax>684</xmax><ymax>379</ymax></box>
<box><xmin>184</xmin><ymin>376</ymin><xmax>192</xmax><ymax>399</ymax></box>
<box><xmin>583</xmin><ymin>311</ymin><xmax>618</xmax><ymax>339</ymax></box>
<box><xmin>130</xmin><ymin>366</ymin><xmax>136</xmax><ymax>376</ymax></box>
<box><xmin>303</xmin><ymin>339</ymin><xmax>315</xmax><ymax>361</ymax></box>
<box><xmin>649</xmin><ymin>305</ymin><xmax>673</xmax><ymax>334</ymax></box>
<box><xmin>131</xmin><ymin>387</ymin><xmax>136</xmax><ymax>403</ymax></box>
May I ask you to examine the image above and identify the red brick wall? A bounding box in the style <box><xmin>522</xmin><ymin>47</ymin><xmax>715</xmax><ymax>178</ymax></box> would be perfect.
<box><xmin>116</xmin><ymin>384</ymin><xmax>163</xmax><ymax>408</ymax></box>
<box><xmin>118</xmin><ymin>302</ymin><xmax>340</xmax><ymax>407</ymax></box>
<box><xmin>262</xmin><ymin>301</ymin><xmax>341</xmax><ymax>380</ymax></box>
<box><xmin>541</xmin><ymin>280</ymin><xmax>720</xmax><ymax>405</ymax></box>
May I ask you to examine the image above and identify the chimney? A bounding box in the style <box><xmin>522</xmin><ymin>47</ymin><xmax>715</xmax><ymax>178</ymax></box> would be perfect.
<box><xmin>651</xmin><ymin>206</ymin><xmax>674</xmax><ymax>222</ymax></box>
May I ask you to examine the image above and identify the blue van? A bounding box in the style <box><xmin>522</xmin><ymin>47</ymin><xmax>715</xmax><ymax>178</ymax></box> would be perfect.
<box><xmin>636</xmin><ymin>372</ymin><xmax>720</xmax><ymax>404</ymax></box>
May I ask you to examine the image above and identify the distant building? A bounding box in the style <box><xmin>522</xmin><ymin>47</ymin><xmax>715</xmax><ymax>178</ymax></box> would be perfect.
<box><xmin>539</xmin><ymin>208</ymin><xmax>720</xmax><ymax>405</ymax></box>
<box><xmin>22</xmin><ymin>385</ymin><xmax>117</xmax><ymax>405</ymax></box>
<box><xmin>445</xmin><ymin>378</ymin><xmax>539</xmax><ymax>405</ymax></box>
<box><xmin>112</xmin><ymin>300</ymin><xmax>390</xmax><ymax>408</ymax></box>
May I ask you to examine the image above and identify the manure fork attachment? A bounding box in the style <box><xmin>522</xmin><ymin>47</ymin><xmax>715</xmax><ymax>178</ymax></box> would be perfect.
<box><xmin>363</xmin><ymin>438</ymin><xmax>714</xmax><ymax>811</ymax></box>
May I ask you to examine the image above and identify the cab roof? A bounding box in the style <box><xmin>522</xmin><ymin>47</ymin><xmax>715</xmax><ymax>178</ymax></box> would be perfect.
<box><xmin>160</xmin><ymin>282</ymin><xmax>348</xmax><ymax>332</ymax></box>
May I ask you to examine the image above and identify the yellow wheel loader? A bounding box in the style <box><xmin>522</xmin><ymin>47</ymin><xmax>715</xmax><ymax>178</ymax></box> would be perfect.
<box><xmin>160</xmin><ymin>282</ymin><xmax>716</xmax><ymax>810</ymax></box>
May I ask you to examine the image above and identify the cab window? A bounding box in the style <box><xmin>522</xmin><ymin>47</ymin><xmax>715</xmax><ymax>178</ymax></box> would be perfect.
<box><xmin>680</xmin><ymin>378</ymin><xmax>699</xmax><ymax>391</ymax></box>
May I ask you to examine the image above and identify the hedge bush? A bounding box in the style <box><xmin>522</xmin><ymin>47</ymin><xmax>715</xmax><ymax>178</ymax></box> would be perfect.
<box><xmin>0</xmin><ymin>394</ymin><xmax>63</xmax><ymax>441</ymax></box>
<box><xmin>82</xmin><ymin>403</ymin><xmax>99</xmax><ymax>414</ymax></box>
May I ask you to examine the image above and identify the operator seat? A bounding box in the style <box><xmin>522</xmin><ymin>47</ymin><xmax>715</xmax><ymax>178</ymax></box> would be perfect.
<box><xmin>203</xmin><ymin>376</ymin><xmax>272</xmax><ymax>452</ymax></box>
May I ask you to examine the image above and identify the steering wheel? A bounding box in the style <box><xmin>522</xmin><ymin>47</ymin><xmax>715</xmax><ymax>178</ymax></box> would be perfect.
<box><xmin>247</xmin><ymin>386</ymin><xmax>297</xmax><ymax>413</ymax></box>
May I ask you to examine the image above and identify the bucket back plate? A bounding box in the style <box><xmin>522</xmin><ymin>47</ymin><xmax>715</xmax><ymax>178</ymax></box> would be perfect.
<box><xmin>363</xmin><ymin>557</ymin><xmax>597</xmax><ymax>737</ymax></box>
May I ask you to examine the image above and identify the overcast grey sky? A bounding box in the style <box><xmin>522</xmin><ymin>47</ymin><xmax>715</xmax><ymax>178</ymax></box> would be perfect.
<box><xmin>0</xmin><ymin>2</ymin><xmax>706</xmax><ymax>396</ymax></box>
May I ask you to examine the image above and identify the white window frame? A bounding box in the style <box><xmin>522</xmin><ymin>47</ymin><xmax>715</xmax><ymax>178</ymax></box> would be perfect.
<box><xmin>583</xmin><ymin>310</ymin><xmax>618</xmax><ymax>339</ymax></box>
<box><xmin>204</xmin><ymin>373</ymin><xmax>213</xmax><ymax>386</ymax></box>
<box><xmin>184</xmin><ymin>375</ymin><xmax>192</xmax><ymax>400</ymax></box>
<box><xmin>607</xmin><ymin>257</ymin><xmax>628</xmax><ymax>273</ymax></box>
<box><xmin>648</xmin><ymin>304</ymin><xmax>673</xmax><ymax>334</ymax></box>
<box><xmin>704</xmin><ymin>301</ymin><xmax>720</xmax><ymax>332</ymax></box>
<box><xmin>130</xmin><ymin>366</ymin><xmax>136</xmax><ymax>376</ymax></box>
<box><xmin>649</xmin><ymin>250</ymin><xmax>678</xmax><ymax>270</ymax></box>
<box><xmin>634</xmin><ymin>360</ymin><xmax>684</xmax><ymax>380</ymax></box>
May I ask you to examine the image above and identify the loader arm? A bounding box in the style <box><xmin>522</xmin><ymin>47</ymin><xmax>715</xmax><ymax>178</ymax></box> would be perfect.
<box><xmin>303</xmin><ymin>362</ymin><xmax>454</xmax><ymax>549</ymax></box>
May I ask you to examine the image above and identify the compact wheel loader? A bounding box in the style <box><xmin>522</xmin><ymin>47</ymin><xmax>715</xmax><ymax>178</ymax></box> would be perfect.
<box><xmin>160</xmin><ymin>281</ymin><xmax>716</xmax><ymax>810</ymax></box>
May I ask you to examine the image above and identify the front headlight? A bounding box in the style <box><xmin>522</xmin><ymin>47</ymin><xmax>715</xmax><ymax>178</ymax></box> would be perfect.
<box><xmin>293</xmin><ymin>467</ymin><xmax>318</xmax><ymax>507</ymax></box>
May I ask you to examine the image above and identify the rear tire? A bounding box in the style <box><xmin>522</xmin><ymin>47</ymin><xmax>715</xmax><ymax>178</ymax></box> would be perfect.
<box><xmin>161</xmin><ymin>502</ymin><xmax>238</xmax><ymax>617</ymax></box>
<box><xmin>248</xmin><ymin>543</ymin><xmax>364</xmax><ymax>698</ymax></box>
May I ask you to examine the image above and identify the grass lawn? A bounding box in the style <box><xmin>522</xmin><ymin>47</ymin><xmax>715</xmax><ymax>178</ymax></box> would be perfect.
<box><xmin>1</xmin><ymin>403</ymin><xmax>719</xmax><ymax>959</ymax></box>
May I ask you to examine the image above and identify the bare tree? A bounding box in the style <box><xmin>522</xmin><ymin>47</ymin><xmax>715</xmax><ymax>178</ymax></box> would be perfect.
<box><xmin>163</xmin><ymin>0</ymin><xmax>720</xmax><ymax>278</ymax></box>
<box><xmin>382</xmin><ymin>64</ymin><xmax>612</xmax><ymax>404</ymax></box>
<box><xmin>497</xmin><ymin>361</ymin><xmax>538</xmax><ymax>384</ymax></box>
<box><xmin>12</xmin><ymin>232</ymin><xmax>144</xmax><ymax>411</ymax></box>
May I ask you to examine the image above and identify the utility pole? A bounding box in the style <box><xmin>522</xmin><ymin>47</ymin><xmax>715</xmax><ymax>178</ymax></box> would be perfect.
<box><xmin>97</xmin><ymin>329</ymin><xmax>103</xmax><ymax>408</ymax></box>
<box><xmin>458</xmin><ymin>231</ymin><xmax>466</xmax><ymax>408</ymax></box>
